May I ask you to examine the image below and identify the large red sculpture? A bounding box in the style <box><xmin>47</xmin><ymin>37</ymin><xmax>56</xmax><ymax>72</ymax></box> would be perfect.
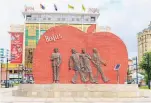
<box><xmin>33</xmin><ymin>25</ymin><xmax>128</xmax><ymax>84</ymax></box>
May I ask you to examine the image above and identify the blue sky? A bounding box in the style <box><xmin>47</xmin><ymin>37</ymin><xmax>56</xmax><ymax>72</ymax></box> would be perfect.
<box><xmin>0</xmin><ymin>0</ymin><xmax>151</xmax><ymax>58</ymax></box>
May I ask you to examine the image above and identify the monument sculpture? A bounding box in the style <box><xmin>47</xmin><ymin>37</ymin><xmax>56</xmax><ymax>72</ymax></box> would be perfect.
<box><xmin>80</xmin><ymin>48</ymin><xmax>96</xmax><ymax>83</ymax></box>
<box><xmin>91</xmin><ymin>48</ymin><xmax>109</xmax><ymax>83</ymax></box>
<box><xmin>50</xmin><ymin>48</ymin><xmax>62</xmax><ymax>83</ymax></box>
<box><xmin>13</xmin><ymin>26</ymin><xmax>137</xmax><ymax>99</ymax></box>
<box><xmin>68</xmin><ymin>48</ymin><xmax>86</xmax><ymax>83</ymax></box>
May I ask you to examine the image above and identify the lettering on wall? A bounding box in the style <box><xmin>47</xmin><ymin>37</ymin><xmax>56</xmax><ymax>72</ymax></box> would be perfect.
<box><xmin>45</xmin><ymin>34</ymin><xmax>62</xmax><ymax>42</ymax></box>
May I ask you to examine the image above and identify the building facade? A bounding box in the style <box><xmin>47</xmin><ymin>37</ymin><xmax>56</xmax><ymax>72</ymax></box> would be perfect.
<box><xmin>22</xmin><ymin>12</ymin><xmax>100</xmax><ymax>69</ymax></box>
<box><xmin>137</xmin><ymin>22</ymin><xmax>151</xmax><ymax>63</ymax></box>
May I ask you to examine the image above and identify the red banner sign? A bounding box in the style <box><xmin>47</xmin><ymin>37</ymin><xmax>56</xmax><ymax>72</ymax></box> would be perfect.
<box><xmin>10</xmin><ymin>32</ymin><xmax>23</xmax><ymax>63</ymax></box>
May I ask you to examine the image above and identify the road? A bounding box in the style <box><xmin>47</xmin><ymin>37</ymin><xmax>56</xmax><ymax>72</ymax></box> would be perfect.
<box><xmin>1</xmin><ymin>87</ymin><xmax>151</xmax><ymax>103</ymax></box>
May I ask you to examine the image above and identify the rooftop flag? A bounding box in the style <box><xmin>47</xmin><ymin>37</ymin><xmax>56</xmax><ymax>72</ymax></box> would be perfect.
<box><xmin>54</xmin><ymin>4</ymin><xmax>58</xmax><ymax>11</ymax></box>
<box><xmin>40</xmin><ymin>4</ymin><xmax>45</xmax><ymax>10</ymax></box>
<box><xmin>82</xmin><ymin>4</ymin><xmax>86</xmax><ymax>12</ymax></box>
<box><xmin>68</xmin><ymin>4</ymin><xmax>74</xmax><ymax>9</ymax></box>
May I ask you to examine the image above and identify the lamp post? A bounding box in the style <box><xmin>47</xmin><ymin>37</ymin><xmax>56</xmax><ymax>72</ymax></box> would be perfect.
<box><xmin>0</xmin><ymin>48</ymin><xmax>4</xmax><ymax>86</ymax></box>
<box><xmin>19</xmin><ymin>64</ymin><xmax>24</xmax><ymax>83</ymax></box>
<box><xmin>18</xmin><ymin>64</ymin><xmax>20</xmax><ymax>84</ymax></box>
<box><xmin>5</xmin><ymin>49</ymin><xmax>9</xmax><ymax>88</ymax></box>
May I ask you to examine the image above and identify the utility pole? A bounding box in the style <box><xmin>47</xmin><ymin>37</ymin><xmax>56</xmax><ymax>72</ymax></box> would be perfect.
<box><xmin>0</xmin><ymin>48</ymin><xmax>4</xmax><ymax>86</ymax></box>
<box><xmin>5</xmin><ymin>58</ymin><xmax>9</xmax><ymax>88</ymax></box>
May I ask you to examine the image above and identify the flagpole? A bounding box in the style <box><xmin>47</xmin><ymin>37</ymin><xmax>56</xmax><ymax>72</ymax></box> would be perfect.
<box><xmin>68</xmin><ymin>6</ymin><xmax>69</xmax><ymax>25</ymax></box>
<box><xmin>39</xmin><ymin>22</ymin><xmax>41</xmax><ymax>39</ymax></box>
<box><xmin>82</xmin><ymin>12</ymin><xmax>84</xmax><ymax>31</ymax></box>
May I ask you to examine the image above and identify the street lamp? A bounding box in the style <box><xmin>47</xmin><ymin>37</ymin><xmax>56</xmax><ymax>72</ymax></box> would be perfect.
<box><xmin>0</xmin><ymin>48</ymin><xmax>4</xmax><ymax>87</ymax></box>
<box><xmin>19</xmin><ymin>64</ymin><xmax>24</xmax><ymax>83</ymax></box>
<box><xmin>5</xmin><ymin>50</ymin><xmax>15</xmax><ymax>88</ymax></box>
<box><xmin>5</xmin><ymin>49</ymin><xmax>9</xmax><ymax>88</ymax></box>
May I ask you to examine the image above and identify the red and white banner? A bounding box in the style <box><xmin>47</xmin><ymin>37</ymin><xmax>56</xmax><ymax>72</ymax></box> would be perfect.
<box><xmin>10</xmin><ymin>32</ymin><xmax>23</xmax><ymax>63</ymax></box>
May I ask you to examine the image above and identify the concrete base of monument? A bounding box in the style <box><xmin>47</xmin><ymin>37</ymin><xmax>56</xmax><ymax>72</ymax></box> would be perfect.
<box><xmin>12</xmin><ymin>84</ymin><xmax>141</xmax><ymax>98</ymax></box>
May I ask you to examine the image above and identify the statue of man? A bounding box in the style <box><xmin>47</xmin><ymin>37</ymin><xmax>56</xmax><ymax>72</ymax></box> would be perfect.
<box><xmin>68</xmin><ymin>48</ymin><xmax>86</xmax><ymax>84</ymax></box>
<box><xmin>91</xmin><ymin>48</ymin><xmax>109</xmax><ymax>83</ymax></box>
<box><xmin>80</xmin><ymin>49</ymin><xmax>96</xmax><ymax>83</ymax></box>
<box><xmin>51</xmin><ymin>48</ymin><xmax>61</xmax><ymax>83</ymax></box>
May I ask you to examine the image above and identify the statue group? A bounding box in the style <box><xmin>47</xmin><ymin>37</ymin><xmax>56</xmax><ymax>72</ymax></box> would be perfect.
<box><xmin>50</xmin><ymin>48</ymin><xmax>109</xmax><ymax>84</ymax></box>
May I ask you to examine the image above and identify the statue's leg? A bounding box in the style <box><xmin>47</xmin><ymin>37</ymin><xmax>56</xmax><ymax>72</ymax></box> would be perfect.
<box><xmin>89</xmin><ymin>72</ymin><xmax>96</xmax><ymax>83</ymax></box>
<box><xmin>52</xmin><ymin>66</ymin><xmax>55</xmax><ymax>83</ymax></box>
<box><xmin>95</xmin><ymin>65</ymin><xmax>99</xmax><ymax>82</ymax></box>
<box><xmin>97</xmin><ymin>65</ymin><xmax>109</xmax><ymax>82</ymax></box>
<box><xmin>72</xmin><ymin>70</ymin><xmax>78</xmax><ymax>83</ymax></box>
<box><xmin>56</xmin><ymin>67</ymin><xmax>60</xmax><ymax>83</ymax></box>
<box><xmin>79</xmin><ymin>70</ymin><xmax>87</xmax><ymax>82</ymax></box>
<box><xmin>54</xmin><ymin>66</ymin><xmax>57</xmax><ymax>83</ymax></box>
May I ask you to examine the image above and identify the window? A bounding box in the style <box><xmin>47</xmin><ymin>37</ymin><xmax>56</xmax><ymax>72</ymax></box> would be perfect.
<box><xmin>9</xmin><ymin>70</ymin><xmax>12</xmax><ymax>74</ymax></box>
<box><xmin>48</xmin><ymin>18</ymin><xmax>51</xmax><ymax>20</ymax></box>
<box><xmin>85</xmin><ymin>18</ymin><xmax>89</xmax><ymax>21</ymax></box>
<box><xmin>91</xmin><ymin>17</ymin><xmax>95</xmax><ymax>22</ymax></box>
<box><xmin>33</xmin><ymin>18</ymin><xmax>36</xmax><ymax>20</ymax></box>
<box><xmin>62</xmin><ymin>18</ymin><xmax>65</xmax><ymax>21</ymax></box>
<box><xmin>14</xmin><ymin>70</ymin><xmax>18</xmax><ymax>73</ymax></box>
<box><xmin>26</xmin><ymin>15</ymin><xmax>31</xmax><ymax>17</ymax></box>
<box><xmin>72</xmin><ymin>18</ymin><xmax>75</xmax><ymax>21</ymax></box>
<box><xmin>76</xmin><ymin>18</ymin><xmax>80</xmax><ymax>21</ymax></box>
<box><xmin>57</xmin><ymin>18</ymin><xmax>60</xmax><ymax>21</ymax></box>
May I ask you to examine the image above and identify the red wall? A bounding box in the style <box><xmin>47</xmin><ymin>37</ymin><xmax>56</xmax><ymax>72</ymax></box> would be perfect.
<box><xmin>33</xmin><ymin>25</ymin><xmax>128</xmax><ymax>84</ymax></box>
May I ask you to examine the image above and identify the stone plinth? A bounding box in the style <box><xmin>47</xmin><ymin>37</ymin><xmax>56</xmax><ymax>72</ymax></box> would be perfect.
<box><xmin>12</xmin><ymin>84</ymin><xmax>140</xmax><ymax>98</ymax></box>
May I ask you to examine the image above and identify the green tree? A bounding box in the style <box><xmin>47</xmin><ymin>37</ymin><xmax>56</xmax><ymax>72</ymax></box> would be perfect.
<box><xmin>139</xmin><ymin>52</ymin><xmax>151</xmax><ymax>89</ymax></box>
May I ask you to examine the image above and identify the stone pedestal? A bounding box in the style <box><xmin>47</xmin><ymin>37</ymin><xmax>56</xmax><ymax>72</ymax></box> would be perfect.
<box><xmin>12</xmin><ymin>84</ymin><xmax>140</xmax><ymax>98</ymax></box>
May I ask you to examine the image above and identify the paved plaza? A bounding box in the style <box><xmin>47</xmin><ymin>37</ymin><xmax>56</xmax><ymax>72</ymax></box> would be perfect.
<box><xmin>0</xmin><ymin>86</ymin><xmax>151</xmax><ymax>103</ymax></box>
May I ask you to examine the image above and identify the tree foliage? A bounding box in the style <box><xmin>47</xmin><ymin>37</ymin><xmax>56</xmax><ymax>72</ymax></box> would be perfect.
<box><xmin>139</xmin><ymin>52</ymin><xmax>151</xmax><ymax>84</ymax></box>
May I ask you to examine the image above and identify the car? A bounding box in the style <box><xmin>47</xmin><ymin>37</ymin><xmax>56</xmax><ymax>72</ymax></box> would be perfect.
<box><xmin>3</xmin><ymin>80</ymin><xmax>14</xmax><ymax>88</ymax></box>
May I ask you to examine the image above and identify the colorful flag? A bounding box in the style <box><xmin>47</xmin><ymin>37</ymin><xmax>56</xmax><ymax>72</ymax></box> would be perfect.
<box><xmin>68</xmin><ymin>4</ymin><xmax>74</xmax><ymax>9</ymax></box>
<box><xmin>54</xmin><ymin>4</ymin><xmax>58</xmax><ymax>11</ymax></box>
<box><xmin>40</xmin><ymin>4</ymin><xmax>45</xmax><ymax>10</ymax></box>
<box><xmin>82</xmin><ymin>4</ymin><xmax>86</xmax><ymax>12</ymax></box>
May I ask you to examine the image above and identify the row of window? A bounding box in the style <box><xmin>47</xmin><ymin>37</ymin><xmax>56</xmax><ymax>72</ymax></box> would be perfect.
<box><xmin>26</xmin><ymin>16</ymin><xmax>96</xmax><ymax>23</ymax></box>
<box><xmin>138</xmin><ymin>34</ymin><xmax>151</xmax><ymax>41</ymax></box>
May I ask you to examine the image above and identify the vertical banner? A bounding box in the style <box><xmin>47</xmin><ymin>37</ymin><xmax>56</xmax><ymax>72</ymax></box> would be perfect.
<box><xmin>10</xmin><ymin>32</ymin><xmax>23</xmax><ymax>63</ymax></box>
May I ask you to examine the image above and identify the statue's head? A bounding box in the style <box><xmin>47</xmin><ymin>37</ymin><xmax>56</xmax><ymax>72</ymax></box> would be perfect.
<box><xmin>81</xmin><ymin>48</ymin><xmax>86</xmax><ymax>54</ymax></box>
<box><xmin>71</xmin><ymin>48</ymin><xmax>76</xmax><ymax>54</ymax></box>
<box><xmin>93</xmin><ymin>48</ymin><xmax>98</xmax><ymax>53</ymax></box>
<box><xmin>54</xmin><ymin>48</ymin><xmax>59</xmax><ymax>53</ymax></box>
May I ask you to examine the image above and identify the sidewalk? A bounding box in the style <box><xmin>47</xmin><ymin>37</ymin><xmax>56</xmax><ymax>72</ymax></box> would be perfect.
<box><xmin>1</xmin><ymin>87</ymin><xmax>151</xmax><ymax>103</ymax></box>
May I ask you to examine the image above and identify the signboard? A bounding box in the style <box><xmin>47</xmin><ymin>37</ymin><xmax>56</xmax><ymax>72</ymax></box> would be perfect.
<box><xmin>100</xmin><ymin>26</ymin><xmax>111</xmax><ymax>32</ymax></box>
<box><xmin>88</xmin><ymin>8</ymin><xmax>100</xmax><ymax>14</ymax></box>
<box><xmin>9</xmin><ymin>74</ymin><xmax>22</xmax><ymax>78</ymax></box>
<box><xmin>10</xmin><ymin>32</ymin><xmax>23</xmax><ymax>63</ymax></box>
<box><xmin>24</xmin><ymin>5</ymin><xmax>34</xmax><ymax>12</ymax></box>
<box><xmin>114</xmin><ymin>64</ymin><xmax>121</xmax><ymax>70</ymax></box>
<box><xmin>10</xmin><ymin>25</ymin><xmax>24</xmax><ymax>32</ymax></box>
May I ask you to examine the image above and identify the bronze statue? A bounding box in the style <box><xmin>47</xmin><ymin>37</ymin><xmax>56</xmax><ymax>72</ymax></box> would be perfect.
<box><xmin>91</xmin><ymin>48</ymin><xmax>109</xmax><ymax>83</ymax></box>
<box><xmin>68</xmin><ymin>48</ymin><xmax>86</xmax><ymax>83</ymax></box>
<box><xmin>80</xmin><ymin>49</ymin><xmax>96</xmax><ymax>83</ymax></box>
<box><xmin>51</xmin><ymin>48</ymin><xmax>62</xmax><ymax>83</ymax></box>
